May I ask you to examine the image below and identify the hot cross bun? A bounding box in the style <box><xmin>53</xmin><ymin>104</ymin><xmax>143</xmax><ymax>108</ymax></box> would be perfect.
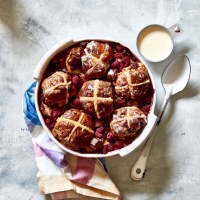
<box><xmin>79</xmin><ymin>80</ymin><xmax>113</xmax><ymax>119</ymax></box>
<box><xmin>52</xmin><ymin>109</ymin><xmax>94</xmax><ymax>151</ymax></box>
<box><xmin>66</xmin><ymin>47</ymin><xmax>83</xmax><ymax>74</ymax></box>
<box><xmin>41</xmin><ymin>71</ymin><xmax>71</xmax><ymax>106</ymax></box>
<box><xmin>114</xmin><ymin>64</ymin><xmax>150</xmax><ymax>100</ymax></box>
<box><xmin>110</xmin><ymin>106</ymin><xmax>147</xmax><ymax>138</ymax></box>
<box><xmin>81</xmin><ymin>41</ymin><xmax>113</xmax><ymax>79</ymax></box>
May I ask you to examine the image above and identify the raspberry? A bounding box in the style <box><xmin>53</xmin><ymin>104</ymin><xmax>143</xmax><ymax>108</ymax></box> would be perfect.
<box><xmin>142</xmin><ymin>105</ymin><xmax>151</xmax><ymax>115</ymax></box>
<box><xmin>132</xmin><ymin>56</ymin><xmax>138</xmax><ymax>62</ymax></box>
<box><xmin>95</xmin><ymin>131</ymin><xmax>103</xmax><ymax>139</ymax></box>
<box><xmin>45</xmin><ymin>118</ymin><xmax>51</xmax><ymax>125</ymax></box>
<box><xmin>115</xmin><ymin>45</ymin><xmax>122</xmax><ymax>52</ymax></box>
<box><xmin>96</xmin><ymin>126</ymin><xmax>105</xmax><ymax>134</ymax></box>
<box><xmin>121</xmin><ymin>57</ymin><xmax>130</xmax><ymax>67</ymax></box>
<box><xmin>119</xmin><ymin>62</ymin><xmax>125</xmax><ymax>71</ymax></box>
<box><xmin>72</xmin><ymin>75</ymin><xmax>80</xmax><ymax>85</ymax></box>
<box><xmin>106</xmin><ymin>132</ymin><xmax>114</xmax><ymax>140</ymax></box>
<box><xmin>114</xmin><ymin>140</ymin><xmax>124</xmax><ymax>150</ymax></box>
<box><xmin>114</xmin><ymin>53</ymin><xmax>123</xmax><ymax>58</ymax></box>
<box><xmin>102</xmin><ymin>145</ymin><xmax>108</xmax><ymax>154</ymax></box>
<box><xmin>102</xmin><ymin>143</ymin><xmax>114</xmax><ymax>153</ymax></box>
<box><xmin>133</xmin><ymin>62</ymin><xmax>139</xmax><ymax>69</ymax></box>
<box><xmin>107</xmin><ymin>143</ymin><xmax>114</xmax><ymax>152</ymax></box>
<box><xmin>70</xmin><ymin>85</ymin><xmax>78</xmax><ymax>96</ymax></box>
<box><xmin>146</xmin><ymin>97</ymin><xmax>152</xmax><ymax>104</ymax></box>
<box><xmin>111</xmin><ymin>60</ymin><xmax>120</xmax><ymax>68</ymax></box>
<box><xmin>49</xmin><ymin>122</ymin><xmax>55</xmax><ymax>129</ymax></box>
<box><xmin>50</xmin><ymin>108</ymin><xmax>60</xmax><ymax>117</ymax></box>
<box><xmin>73</xmin><ymin>98</ymin><xmax>80</xmax><ymax>107</ymax></box>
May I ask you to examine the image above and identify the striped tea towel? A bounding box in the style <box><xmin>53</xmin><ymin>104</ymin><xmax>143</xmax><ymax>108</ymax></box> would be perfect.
<box><xmin>23</xmin><ymin>82</ymin><xmax>120</xmax><ymax>200</ymax></box>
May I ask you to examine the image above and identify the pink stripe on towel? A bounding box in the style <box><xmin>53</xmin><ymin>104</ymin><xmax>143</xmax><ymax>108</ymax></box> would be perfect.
<box><xmin>51</xmin><ymin>191</ymin><xmax>68</xmax><ymax>200</ymax></box>
<box><xmin>33</xmin><ymin>143</ymin><xmax>46</xmax><ymax>157</ymax></box>
<box><xmin>72</xmin><ymin>157</ymin><xmax>96</xmax><ymax>185</ymax></box>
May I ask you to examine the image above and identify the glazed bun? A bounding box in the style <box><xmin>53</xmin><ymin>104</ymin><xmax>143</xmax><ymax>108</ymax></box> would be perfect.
<box><xmin>114</xmin><ymin>64</ymin><xmax>150</xmax><ymax>99</ymax></box>
<box><xmin>41</xmin><ymin>71</ymin><xmax>71</xmax><ymax>106</ymax></box>
<box><xmin>79</xmin><ymin>80</ymin><xmax>113</xmax><ymax>119</ymax></box>
<box><xmin>110</xmin><ymin>106</ymin><xmax>147</xmax><ymax>138</ymax></box>
<box><xmin>81</xmin><ymin>41</ymin><xmax>113</xmax><ymax>79</ymax></box>
<box><xmin>66</xmin><ymin>47</ymin><xmax>83</xmax><ymax>74</ymax></box>
<box><xmin>52</xmin><ymin>109</ymin><xmax>94</xmax><ymax>151</ymax></box>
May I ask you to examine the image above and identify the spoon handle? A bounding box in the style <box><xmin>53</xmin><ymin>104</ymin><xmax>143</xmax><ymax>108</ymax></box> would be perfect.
<box><xmin>156</xmin><ymin>85</ymin><xmax>173</xmax><ymax>125</ymax></box>
<box><xmin>131</xmin><ymin>86</ymin><xmax>173</xmax><ymax>181</ymax></box>
<box><xmin>131</xmin><ymin>126</ymin><xmax>158</xmax><ymax>180</ymax></box>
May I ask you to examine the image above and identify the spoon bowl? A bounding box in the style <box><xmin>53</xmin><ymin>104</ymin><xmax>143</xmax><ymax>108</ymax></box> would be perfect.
<box><xmin>162</xmin><ymin>55</ymin><xmax>191</xmax><ymax>95</ymax></box>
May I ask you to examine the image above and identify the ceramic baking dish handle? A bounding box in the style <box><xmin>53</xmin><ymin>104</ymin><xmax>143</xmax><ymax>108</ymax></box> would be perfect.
<box><xmin>33</xmin><ymin>37</ymin><xmax>74</xmax><ymax>80</ymax></box>
<box><xmin>119</xmin><ymin>114</ymin><xmax>158</xmax><ymax>157</ymax></box>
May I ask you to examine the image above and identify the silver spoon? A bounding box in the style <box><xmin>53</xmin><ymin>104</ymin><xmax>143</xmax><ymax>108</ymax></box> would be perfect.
<box><xmin>131</xmin><ymin>55</ymin><xmax>191</xmax><ymax>181</ymax></box>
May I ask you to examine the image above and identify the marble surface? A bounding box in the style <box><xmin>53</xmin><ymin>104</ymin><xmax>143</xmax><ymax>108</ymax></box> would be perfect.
<box><xmin>0</xmin><ymin>0</ymin><xmax>200</xmax><ymax>199</ymax></box>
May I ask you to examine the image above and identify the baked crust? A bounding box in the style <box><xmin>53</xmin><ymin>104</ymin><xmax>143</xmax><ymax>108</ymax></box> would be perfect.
<box><xmin>114</xmin><ymin>64</ymin><xmax>150</xmax><ymax>99</ymax></box>
<box><xmin>52</xmin><ymin>109</ymin><xmax>94</xmax><ymax>151</ymax></box>
<box><xmin>81</xmin><ymin>41</ymin><xmax>113</xmax><ymax>79</ymax></box>
<box><xmin>41</xmin><ymin>71</ymin><xmax>71</xmax><ymax>106</ymax></box>
<box><xmin>79</xmin><ymin>80</ymin><xmax>113</xmax><ymax>119</ymax></box>
<box><xmin>110</xmin><ymin>106</ymin><xmax>147</xmax><ymax>138</ymax></box>
<box><xmin>66</xmin><ymin>47</ymin><xmax>83</xmax><ymax>74</ymax></box>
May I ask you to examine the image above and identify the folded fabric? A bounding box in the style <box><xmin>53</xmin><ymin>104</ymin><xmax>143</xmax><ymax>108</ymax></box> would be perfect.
<box><xmin>23</xmin><ymin>82</ymin><xmax>120</xmax><ymax>200</ymax></box>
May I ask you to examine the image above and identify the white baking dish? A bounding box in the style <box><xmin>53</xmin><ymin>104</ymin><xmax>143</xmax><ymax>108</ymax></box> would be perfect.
<box><xmin>33</xmin><ymin>37</ymin><xmax>157</xmax><ymax>158</ymax></box>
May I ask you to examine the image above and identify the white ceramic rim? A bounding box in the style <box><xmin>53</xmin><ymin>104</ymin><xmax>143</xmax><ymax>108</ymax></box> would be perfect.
<box><xmin>34</xmin><ymin>38</ymin><xmax>157</xmax><ymax>158</ymax></box>
<box><xmin>136</xmin><ymin>24</ymin><xmax>174</xmax><ymax>63</ymax></box>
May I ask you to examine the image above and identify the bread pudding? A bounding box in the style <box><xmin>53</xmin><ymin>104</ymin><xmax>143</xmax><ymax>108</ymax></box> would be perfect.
<box><xmin>39</xmin><ymin>40</ymin><xmax>154</xmax><ymax>154</ymax></box>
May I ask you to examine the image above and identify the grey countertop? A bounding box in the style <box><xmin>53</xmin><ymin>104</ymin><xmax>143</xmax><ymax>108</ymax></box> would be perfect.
<box><xmin>0</xmin><ymin>0</ymin><xmax>200</xmax><ymax>200</ymax></box>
